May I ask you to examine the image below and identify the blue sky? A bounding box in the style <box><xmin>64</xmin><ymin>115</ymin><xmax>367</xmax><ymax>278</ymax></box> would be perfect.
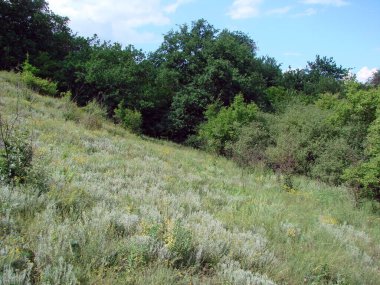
<box><xmin>48</xmin><ymin>0</ymin><xmax>380</xmax><ymax>82</ymax></box>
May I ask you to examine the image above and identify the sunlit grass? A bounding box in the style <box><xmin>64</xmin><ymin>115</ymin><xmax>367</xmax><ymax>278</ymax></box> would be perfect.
<box><xmin>1</xmin><ymin>71</ymin><xmax>379</xmax><ymax>284</ymax></box>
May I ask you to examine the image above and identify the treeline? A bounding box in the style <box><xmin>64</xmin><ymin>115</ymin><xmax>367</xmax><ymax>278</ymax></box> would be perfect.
<box><xmin>1</xmin><ymin>0</ymin><xmax>379</xmax><ymax>200</ymax></box>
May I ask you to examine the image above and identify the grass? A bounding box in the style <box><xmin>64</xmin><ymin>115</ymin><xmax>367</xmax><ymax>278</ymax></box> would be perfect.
<box><xmin>1</xmin><ymin>71</ymin><xmax>380</xmax><ymax>284</ymax></box>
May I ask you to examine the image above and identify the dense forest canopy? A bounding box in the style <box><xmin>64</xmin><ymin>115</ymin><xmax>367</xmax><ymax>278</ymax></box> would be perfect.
<box><xmin>1</xmin><ymin>0</ymin><xmax>379</xmax><ymax>200</ymax></box>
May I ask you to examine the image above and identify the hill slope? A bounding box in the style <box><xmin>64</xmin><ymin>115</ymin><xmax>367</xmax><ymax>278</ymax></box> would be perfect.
<box><xmin>1</xmin><ymin>71</ymin><xmax>380</xmax><ymax>284</ymax></box>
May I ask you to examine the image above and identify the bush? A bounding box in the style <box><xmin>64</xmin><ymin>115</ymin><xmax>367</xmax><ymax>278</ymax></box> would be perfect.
<box><xmin>265</xmin><ymin>104</ymin><xmax>345</xmax><ymax>179</ymax></box>
<box><xmin>317</xmin><ymin>86</ymin><xmax>380</xmax><ymax>199</ymax></box>
<box><xmin>343</xmin><ymin>109</ymin><xmax>380</xmax><ymax>199</ymax></box>
<box><xmin>126</xmin><ymin>236</ymin><xmax>156</xmax><ymax>269</ymax></box>
<box><xmin>198</xmin><ymin>94</ymin><xmax>258</xmax><ymax>155</ymax></box>
<box><xmin>265</xmin><ymin>86</ymin><xmax>306</xmax><ymax>113</ymax></box>
<box><xmin>0</xmin><ymin>124</ymin><xmax>33</xmax><ymax>184</ymax></box>
<box><xmin>165</xmin><ymin>221</ymin><xmax>195</xmax><ymax>267</ymax></box>
<box><xmin>184</xmin><ymin>134</ymin><xmax>206</xmax><ymax>149</ymax></box>
<box><xmin>310</xmin><ymin>138</ymin><xmax>356</xmax><ymax>185</ymax></box>
<box><xmin>226</xmin><ymin>116</ymin><xmax>272</xmax><ymax>167</ymax></box>
<box><xmin>22</xmin><ymin>72</ymin><xmax>58</xmax><ymax>96</ymax></box>
<box><xmin>21</xmin><ymin>58</ymin><xmax>57</xmax><ymax>96</ymax></box>
<box><xmin>114</xmin><ymin>100</ymin><xmax>142</xmax><ymax>134</ymax></box>
<box><xmin>82</xmin><ymin>100</ymin><xmax>107</xmax><ymax>130</ymax></box>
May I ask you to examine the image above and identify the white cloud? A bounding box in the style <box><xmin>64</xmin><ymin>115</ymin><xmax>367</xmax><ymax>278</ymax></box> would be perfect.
<box><xmin>301</xmin><ymin>0</ymin><xmax>349</xmax><ymax>7</ymax></box>
<box><xmin>267</xmin><ymin>6</ymin><xmax>292</xmax><ymax>16</ymax></box>
<box><xmin>356</xmin><ymin>67</ymin><xmax>378</xmax><ymax>83</ymax></box>
<box><xmin>164</xmin><ymin>0</ymin><xmax>193</xmax><ymax>14</ymax></box>
<box><xmin>227</xmin><ymin>0</ymin><xmax>263</xmax><ymax>19</ymax></box>
<box><xmin>48</xmin><ymin>0</ymin><xmax>170</xmax><ymax>26</ymax></box>
<box><xmin>47</xmin><ymin>0</ymin><xmax>191</xmax><ymax>45</ymax></box>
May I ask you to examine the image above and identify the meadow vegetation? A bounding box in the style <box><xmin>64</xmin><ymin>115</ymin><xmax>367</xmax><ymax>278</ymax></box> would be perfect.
<box><xmin>1</xmin><ymin>1</ymin><xmax>380</xmax><ymax>283</ymax></box>
<box><xmin>1</xmin><ymin>72</ymin><xmax>380</xmax><ymax>284</ymax></box>
<box><xmin>1</xmin><ymin>0</ymin><xmax>380</xmax><ymax>199</ymax></box>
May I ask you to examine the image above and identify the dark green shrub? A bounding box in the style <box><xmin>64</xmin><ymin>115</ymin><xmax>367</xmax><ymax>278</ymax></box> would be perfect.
<box><xmin>265</xmin><ymin>86</ymin><xmax>307</xmax><ymax>113</ymax></box>
<box><xmin>184</xmin><ymin>134</ymin><xmax>206</xmax><ymax>149</ymax></box>
<box><xmin>168</xmin><ymin>87</ymin><xmax>211</xmax><ymax>142</ymax></box>
<box><xmin>114</xmin><ymin>100</ymin><xmax>142</xmax><ymax>134</ymax></box>
<box><xmin>198</xmin><ymin>94</ymin><xmax>258</xmax><ymax>155</ymax></box>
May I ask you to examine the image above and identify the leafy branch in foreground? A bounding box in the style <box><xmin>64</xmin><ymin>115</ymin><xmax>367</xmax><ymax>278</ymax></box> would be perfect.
<box><xmin>0</xmin><ymin>113</ymin><xmax>33</xmax><ymax>184</ymax></box>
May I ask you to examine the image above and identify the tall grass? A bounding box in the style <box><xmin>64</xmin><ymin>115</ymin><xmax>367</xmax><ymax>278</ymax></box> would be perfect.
<box><xmin>0</xmin><ymin>71</ymin><xmax>379</xmax><ymax>284</ymax></box>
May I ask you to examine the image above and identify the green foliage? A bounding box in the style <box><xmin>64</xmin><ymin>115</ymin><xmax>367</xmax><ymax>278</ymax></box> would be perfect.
<box><xmin>114</xmin><ymin>100</ymin><xmax>142</xmax><ymax>134</ymax></box>
<box><xmin>343</xmin><ymin>108</ymin><xmax>380</xmax><ymax>199</ymax></box>
<box><xmin>264</xmin><ymin>86</ymin><xmax>308</xmax><ymax>112</ymax></box>
<box><xmin>304</xmin><ymin>55</ymin><xmax>349</xmax><ymax>95</ymax></box>
<box><xmin>199</xmin><ymin>94</ymin><xmax>258</xmax><ymax>154</ymax></box>
<box><xmin>305</xmin><ymin>263</ymin><xmax>347</xmax><ymax>285</ymax></box>
<box><xmin>168</xmin><ymin>87</ymin><xmax>211</xmax><ymax>141</ymax></box>
<box><xmin>307</xmin><ymin>55</ymin><xmax>349</xmax><ymax>81</ymax></box>
<box><xmin>366</xmin><ymin>109</ymin><xmax>380</xmax><ymax>157</ymax></box>
<box><xmin>282</xmin><ymin>56</ymin><xmax>348</xmax><ymax>97</ymax></box>
<box><xmin>83</xmin><ymin>43</ymin><xmax>147</xmax><ymax>107</ymax></box>
<box><xmin>0</xmin><ymin>0</ymin><xmax>354</xmax><ymax>145</ymax></box>
<box><xmin>332</xmin><ymin>85</ymin><xmax>379</xmax><ymax>128</ymax></box>
<box><xmin>126</xmin><ymin>236</ymin><xmax>156</xmax><ymax>269</ymax></box>
<box><xmin>265</xmin><ymin>104</ymin><xmax>352</xmax><ymax>183</ymax></box>
<box><xmin>226</xmin><ymin>116</ymin><xmax>272</xmax><ymax>167</ymax></box>
<box><xmin>314</xmin><ymin>86</ymin><xmax>380</xmax><ymax>198</ymax></box>
<box><xmin>151</xmin><ymin>19</ymin><xmax>268</xmax><ymax>141</ymax></box>
<box><xmin>166</xmin><ymin>221</ymin><xmax>195</xmax><ymax>267</ymax></box>
<box><xmin>315</xmin><ymin>92</ymin><xmax>341</xmax><ymax>110</ymax></box>
<box><xmin>310</xmin><ymin>138</ymin><xmax>356</xmax><ymax>185</ymax></box>
<box><xmin>82</xmin><ymin>100</ymin><xmax>106</xmax><ymax>130</ymax></box>
<box><xmin>22</xmin><ymin>59</ymin><xmax>57</xmax><ymax>96</ymax></box>
<box><xmin>22</xmin><ymin>71</ymin><xmax>58</xmax><ymax>96</ymax></box>
<box><xmin>282</xmin><ymin>68</ymin><xmax>308</xmax><ymax>92</ymax></box>
<box><xmin>256</xmin><ymin>56</ymin><xmax>282</xmax><ymax>88</ymax></box>
<box><xmin>0</xmin><ymin>120</ymin><xmax>33</xmax><ymax>184</ymax></box>
<box><xmin>344</xmin><ymin>157</ymin><xmax>380</xmax><ymax>200</ymax></box>
<box><xmin>22</xmin><ymin>55</ymin><xmax>39</xmax><ymax>75</ymax></box>
<box><xmin>0</xmin><ymin>0</ymin><xmax>73</xmax><ymax>82</ymax></box>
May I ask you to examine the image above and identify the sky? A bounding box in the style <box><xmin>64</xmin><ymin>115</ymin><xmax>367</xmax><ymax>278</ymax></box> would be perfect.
<box><xmin>47</xmin><ymin>0</ymin><xmax>380</xmax><ymax>82</ymax></box>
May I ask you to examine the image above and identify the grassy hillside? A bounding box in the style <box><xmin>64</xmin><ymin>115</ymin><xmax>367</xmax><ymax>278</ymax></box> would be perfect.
<box><xmin>1</xmin><ymin>71</ymin><xmax>380</xmax><ymax>284</ymax></box>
